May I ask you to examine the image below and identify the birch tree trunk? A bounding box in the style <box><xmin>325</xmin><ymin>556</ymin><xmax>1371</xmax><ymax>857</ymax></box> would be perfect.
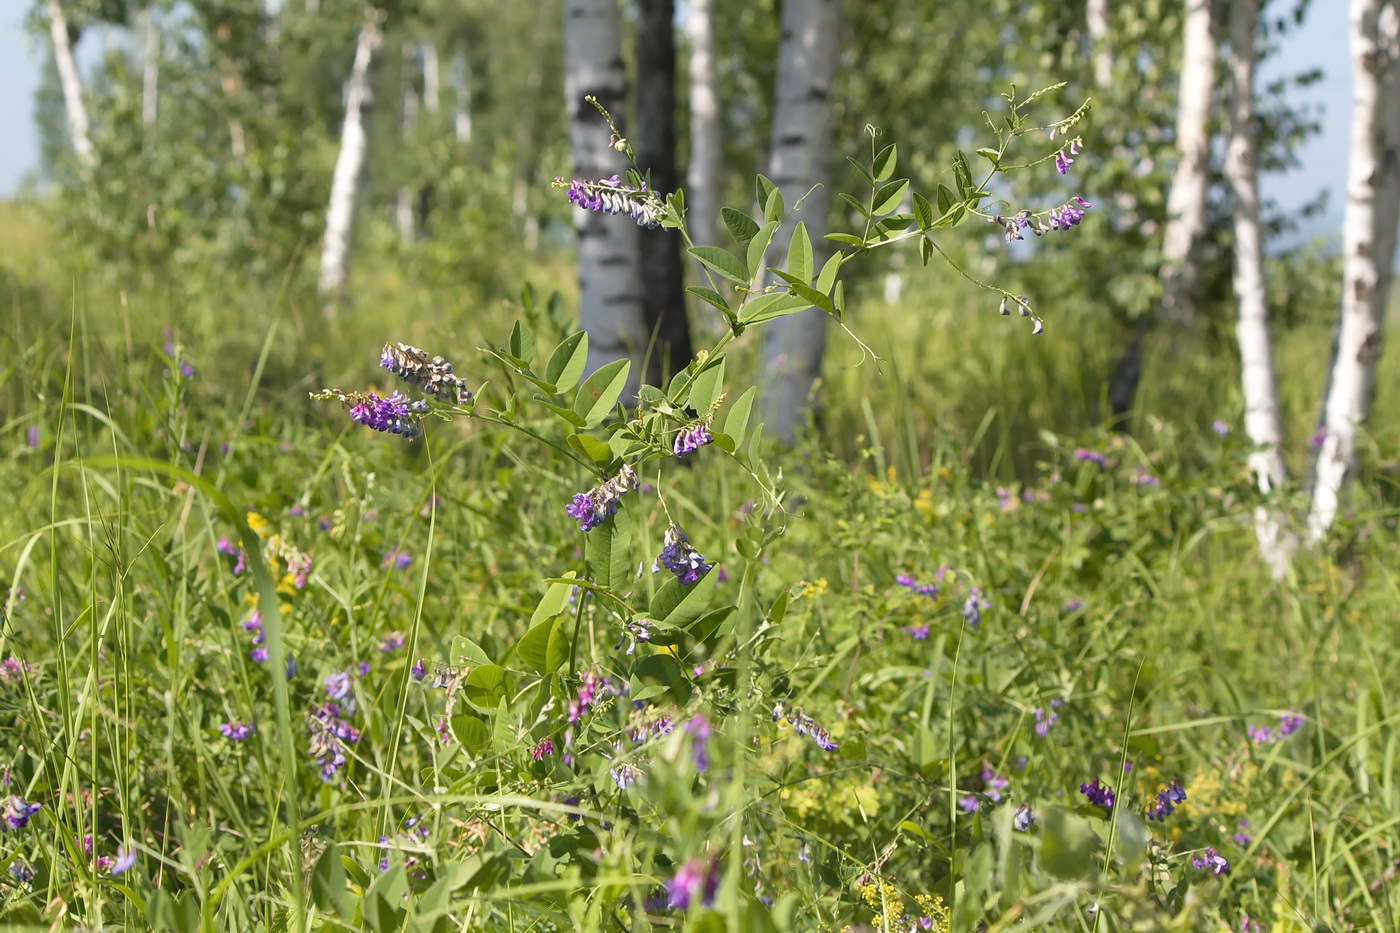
<box><xmin>1307</xmin><ymin>0</ymin><xmax>1400</xmax><ymax>541</ymax></box>
<box><xmin>318</xmin><ymin>17</ymin><xmax>381</xmax><ymax>301</ymax></box>
<box><xmin>1226</xmin><ymin>0</ymin><xmax>1292</xmax><ymax>577</ymax></box>
<box><xmin>142</xmin><ymin>9</ymin><xmax>159</xmax><ymax>131</ymax></box>
<box><xmin>564</xmin><ymin>0</ymin><xmax>647</xmax><ymax>389</ymax></box>
<box><xmin>45</xmin><ymin>0</ymin><xmax>94</xmax><ymax>171</ymax></box>
<box><xmin>452</xmin><ymin>52</ymin><xmax>472</xmax><ymax>144</ymax></box>
<box><xmin>421</xmin><ymin>43</ymin><xmax>440</xmax><ymax>116</ymax></box>
<box><xmin>1158</xmin><ymin>0</ymin><xmax>1217</xmax><ymax>326</ymax></box>
<box><xmin>397</xmin><ymin>42</ymin><xmax>418</xmax><ymax>245</ymax></box>
<box><xmin>759</xmin><ymin>0</ymin><xmax>841</xmax><ymax>443</ymax></box>
<box><xmin>686</xmin><ymin>0</ymin><xmax>720</xmax><ymax>252</ymax></box>
<box><xmin>635</xmin><ymin>0</ymin><xmax>694</xmax><ymax>385</ymax></box>
<box><xmin>1086</xmin><ymin>0</ymin><xmax>1113</xmax><ymax>88</ymax></box>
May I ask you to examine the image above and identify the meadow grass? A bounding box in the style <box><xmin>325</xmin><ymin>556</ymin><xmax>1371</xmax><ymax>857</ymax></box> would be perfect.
<box><xmin>2</xmin><ymin>202</ymin><xmax>1400</xmax><ymax>931</ymax></box>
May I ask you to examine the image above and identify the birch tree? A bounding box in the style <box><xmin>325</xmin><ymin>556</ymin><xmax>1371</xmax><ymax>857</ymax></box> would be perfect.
<box><xmin>396</xmin><ymin>42</ymin><xmax>419</xmax><ymax>244</ymax></box>
<box><xmin>759</xmin><ymin>0</ymin><xmax>841</xmax><ymax>443</ymax></box>
<box><xmin>1225</xmin><ymin>0</ymin><xmax>1291</xmax><ymax>576</ymax></box>
<box><xmin>1086</xmin><ymin>0</ymin><xmax>1113</xmax><ymax>88</ymax></box>
<box><xmin>1307</xmin><ymin>0</ymin><xmax>1400</xmax><ymax>541</ymax></box>
<box><xmin>635</xmin><ymin>0</ymin><xmax>693</xmax><ymax>384</ymax></box>
<box><xmin>318</xmin><ymin>14</ymin><xmax>381</xmax><ymax>300</ymax></box>
<box><xmin>45</xmin><ymin>0</ymin><xmax>94</xmax><ymax>172</ymax></box>
<box><xmin>686</xmin><ymin>0</ymin><xmax>720</xmax><ymax>252</ymax></box>
<box><xmin>563</xmin><ymin>0</ymin><xmax>647</xmax><ymax>386</ymax></box>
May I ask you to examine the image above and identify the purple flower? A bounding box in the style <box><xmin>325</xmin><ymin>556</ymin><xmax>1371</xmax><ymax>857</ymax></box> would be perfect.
<box><xmin>382</xmin><ymin>550</ymin><xmax>412</xmax><ymax>571</ymax></box>
<box><xmin>111</xmin><ymin>846</ymin><xmax>137</xmax><ymax>876</ymax></box>
<box><xmin>1074</xmin><ymin>448</ymin><xmax>1107</xmax><ymax>467</ymax></box>
<box><xmin>410</xmin><ymin>659</ymin><xmax>426</xmax><ymax>681</ymax></box>
<box><xmin>1213</xmin><ymin>420</ymin><xmax>1230</xmax><ymax>436</ymax></box>
<box><xmin>325</xmin><ymin>670</ymin><xmax>355</xmax><ymax>704</ymax></box>
<box><xmin>665</xmin><ymin>855</ymin><xmax>720</xmax><ymax>910</ymax></box>
<box><xmin>0</xmin><ymin>657</ymin><xmax>29</xmax><ymax>683</ymax></box>
<box><xmin>1146</xmin><ymin>778</ymin><xmax>1186</xmax><ymax>821</ymax></box>
<box><xmin>378</xmin><ymin>835</ymin><xmax>390</xmax><ymax>872</ymax></box>
<box><xmin>26</xmin><ymin>426</ymin><xmax>39</xmax><ymax>449</ymax></box>
<box><xmin>673</xmin><ymin>423</ymin><xmax>713</xmax><ymax>457</ymax></box>
<box><xmin>348</xmin><ymin>391</ymin><xmax>427</xmax><ymax>438</ymax></box>
<box><xmin>308</xmin><ymin>701</ymin><xmax>360</xmax><ymax>781</ymax></box>
<box><xmin>1061</xmin><ymin>599</ymin><xmax>1085</xmax><ymax>613</ymax></box>
<box><xmin>610</xmin><ymin>764</ymin><xmax>641</xmax><ymax>789</ymax></box>
<box><xmin>1233</xmin><ymin>819</ymin><xmax>1252</xmax><ymax>846</ymax></box>
<box><xmin>531</xmin><ymin>738</ymin><xmax>555</xmax><ymax>761</ymax></box>
<box><xmin>1309</xmin><ymin>426</ymin><xmax>1328</xmax><ymax>448</ymax></box>
<box><xmin>358</xmin><ymin>660</ymin><xmax>371</xmax><ymax>676</ymax></box>
<box><xmin>903</xmin><ymin>623</ymin><xmax>930</xmax><ymax>640</ymax></box>
<box><xmin>564</xmin><ymin>175</ymin><xmax>666</xmax><ymax>228</ymax></box>
<box><xmin>962</xmin><ymin>588</ymin><xmax>989</xmax><ymax>630</ymax></box>
<box><xmin>658</xmin><ymin>524</ymin><xmax>712</xmax><ymax>586</ymax></box>
<box><xmin>3</xmin><ymin>796</ymin><xmax>41</xmax><ymax>830</ymax></box>
<box><xmin>959</xmin><ymin>795</ymin><xmax>980</xmax><ymax>813</ymax></box>
<box><xmin>982</xmin><ymin>763</ymin><xmax>1008</xmax><ymax>802</ymax></box>
<box><xmin>7</xmin><ymin>859</ymin><xmax>34</xmax><ymax>882</ymax></box>
<box><xmin>1034</xmin><ymin>706</ymin><xmax>1060</xmax><ymax>737</ymax></box>
<box><xmin>566</xmin><ymin>465</ymin><xmax>640</xmax><ymax>532</ymax></box>
<box><xmin>250</xmin><ymin>647</ymin><xmax>269</xmax><ymax>663</ymax></box>
<box><xmin>1079</xmin><ymin>778</ymin><xmax>1115</xmax><ymax>812</ymax></box>
<box><xmin>687</xmin><ymin>716</ymin><xmax>712</xmax><ymax>772</ymax></box>
<box><xmin>1248</xmin><ymin>724</ymin><xmax>1274</xmax><ymax>744</ymax></box>
<box><xmin>1277</xmin><ymin>710</ymin><xmax>1305</xmax><ymax>736</ymax></box>
<box><xmin>1192</xmin><ymin>846</ymin><xmax>1229</xmax><ymax>875</ymax></box>
<box><xmin>1013</xmin><ymin>803</ymin><xmax>1036</xmax><ymax>831</ymax></box>
<box><xmin>896</xmin><ymin>574</ymin><xmax>940</xmax><ymax>599</ymax></box>
<box><xmin>220</xmin><ymin>721</ymin><xmax>254</xmax><ymax>740</ymax></box>
<box><xmin>286</xmin><ymin>653</ymin><xmax>297</xmax><ymax>679</ymax></box>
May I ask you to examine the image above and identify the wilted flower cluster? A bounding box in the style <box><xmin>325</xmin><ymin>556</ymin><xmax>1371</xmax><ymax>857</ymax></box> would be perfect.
<box><xmin>656</xmin><ymin>523</ymin><xmax>712</xmax><ymax>586</ymax></box>
<box><xmin>673</xmin><ymin>422</ymin><xmax>712</xmax><ymax>457</ymax></box>
<box><xmin>563</xmin><ymin>175</ymin><xmax>666</xmax><ymax>229</ymax></box>
<box><xmin>566</xmin><ymin>464</ymin><xmax>640</xmax><ymax>532</ymax></box>
<box><xmin>1079</xmin><ymin>777</ymin><xmax>1115</xmax><ymax>812</ymax></box>
<box><xmin>772</xmin><ymin>703</ymin><xmax>838</xmax><ymax>751</ymax></box>
<box><xmin>1146</xmin><ymin>778</ymin><xmax>1187</xmax><ymax>821</ymax></box>
<box><xmin>1013</xmin><ymin>802</ymin><xmax>1036</xmax><ymax>831</ymax></box>
<box><xmin>380</xmin><ymin>343</ymin><xmax>472</xmax><ymax>404</ymax></box>
<box><xmin>308</xmin><ymin>671</ymin><xmax>362</xmax><ymax>781</ymax></box>
<box><xmin>996</xmin><ymin>294</ymin><xmax>1045</xmax><ymax>335</ymax></box>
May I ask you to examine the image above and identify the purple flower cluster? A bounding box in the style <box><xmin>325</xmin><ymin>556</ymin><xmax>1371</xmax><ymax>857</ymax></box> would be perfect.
<box><xmin>772</xmin><ymin>703</ymin><xmax>838</xmax><ymax>751</ymax></box>
<box><xmin>666</xmin><ymin>854</ymin><xmax>720</xmax><ymax>910</ymax></box>
<box><xmin>382</xmin><ymin>550</ymin><xmax>412</xmax><ymax>571</ymax></box>
<box><xmin>895</xmin><ymin>573</ymin><xmax>941</xmax><ymax>599</ymax></box>
<box><xmin>962</xmin><ymin>588</ymin><xmax>989</xmax><ymax>630</ymax></box>
<box><xmin>566</xmin><ymin>464</ymin><xmax>640</xmax><ymax>532</ymax></box>
<box><xmin>564</xmin><ymin>175</ymin><xmax>666</xmax><ymax>229</ymax></box>
<box><xmin>567</xmin><ymin>671</ymin><xmax>610</xmax><ymax>723</ymax></box>
<box><xmin>217</xmin><ymin>537</ymin><xmax>248</xmax><ymax>575</ymax></box>
<box><xmin>1054</xmin><ymin>137</ymin><xmax>1082</xmax><ymax>174</ymax></box>
<box><xmin>961</xmin><ymin>762</ymin><xmax>1010</xmax><ymax>812</ymax></box>
<box><xmin>349</xmin><ymin>391</ymin><xmax>428</xmax><ymax>438</ymax></box>
<box><xmin>0</xmin><ymin>657</ymin><xmax>29</xmax><ymax>684</ymax></box>
<box><xmin>1074</xmin><ymin>448</ymin><xmax>1107</xmax><ymax>467</ymax></box>
<box><xmin>379</xmin><ymin>631</ymin><xmax>405</xmax><ymax>653</ymax></box>
<box><xmin>686</xmin><ymin>716</ymin><xmax>712</xmax><ymax>772</ymax></box>
<box><xmin>1013</xmin><ymin>802</ymin><xmax>1036</xmax><ymax>831</ymax></box>
<box><xmin>3</xmin><ymin>795</ymin><xmax>41</xmax><ymax>830</ymax></box>
<box><xmin>1034</xmin><ymin>703</ymin><xmax>1061</xmax><ymax>737</ymax></box>
<box><xmin>243</xmin><ymin>610</ymin><xmax>268</xmax><ymax>663</ymax></box>
<box><xmin>610</xmin><ymin>763</ymin><xmax>641</xmax><ymax>789</ymax></box>
<box><xmin>1192</xmin><ymin>846</ymin><xmax>1230</xmax><ymax>875</ymax></box>
<box><xmin>380</xmin><ymin>342</ymin><xmax>472</xmax><ymax>405</ymax></box>
<box><xmin>7</xmin><ymin>859</ymin><xmax>33</xmax><ymax>882</ymax></box>
<box><xmin>1146</xmin><ymin>778</ymin><xmax>1187</xmax><ymax>822</ymax></box>
<box><xmin>1233</xmin><ymin>818</ymin><xmax>1252</xmax><ymax>846</ymax></box>
<box><xmin>531</xmin><ymin>738</ymin><xmax>555</xmax><ymax>760</ymax></box>
<box><xmin>308</xmin><ymin>671</ymin><xmax>361</xmax><ymax>781</ymax></box>
<box><xmin>657</xmin><ymin>524</ymin><xmax>712</xmax><ymax>586</ymax></box>
<box><xmin>220</xmin><ymin>721</ymin><xmax>254</xmax><ymax>740</ymax></box>
<box><xmin>1079</xmin><ymin>778</ymin><xmax>1115</xmax><ymax>812</ymax></box>
<box><xmin>1249</xmin><ymin>710</ymin><xmax>1305</xmax><ymax>744</ymax></box>
<box><xmin>673</xmin><ymin>422</ymin><xmax>713</xmax><ymax>457</ymax></box>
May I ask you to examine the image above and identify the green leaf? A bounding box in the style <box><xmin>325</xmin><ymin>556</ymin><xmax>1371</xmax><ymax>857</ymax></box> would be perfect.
<box><xmin>530</xmin><ymin>574</ymin><xmax>577</xmax><ymax>626</ymax></box>
<box><xmin>585</xmin><ymin>507</ymin><xmax>632</xmax><ymax>589</ymax></box>
<box><xmin>689</xmin><ymin>245</ymin><xmax>749</xmax><ymax>285</ymax></box>
<box><xmin>920</xmin><ymin>235</ymin><xmax>933</xmax><ymax>266</ymax></box>
<box><xmin>451</xmin><ymin>714</ymin><xmax>490</xmax><ymax>752</ymax></box>
<box><xmin>722</xmin><ymin>207</ymin><xmax>760</xmax><ymax>249</ymax></box>
<box><xmin>687</xmin><ymin>286</ymin><xmax>731</xmax><ymax>315</ymax></box>
<box><xmin>463</xmin><ymin>664</ymin><xmax>509</xmax><ymax>702</ymax></box>
<box><xmin>953</xmin><ymin>150</ymin><xmax>974</xmax><ymax>197</ymax></box>
<box><xmin>451</xmin><ymin>636</ymin><xmax>492</xmax><ymax>667</ymax></box>
<box><xmin>650</xmin><ymin>573</ymin><xmax>716</xmax><ymax>627</ymax></box>
<box><xmin>518</xmin><ymin>617</ymin><xmax>561</xmax><ymax>674</ymax></box>
<box><xmin>545</xmin><ymin>332</ymin><xmax>588</xmax><ymax>392</ymax></box>
<box><xmin>787</xmin><ymin>281</ymin><xmax>833</xmax><ymax>315</ymax></box>
<box><xmin>364</xmin><ymin>866</ymin><xmax>407</xmax><ymax>933</ymax></box>
<box><xmin>532</xmin><ymin>395</ymin><xmax>587</xmax><ymax>428</ymax></box>
<box><xmin>508</xmin><ymin>320</ymin><xmax>536</xmax><ymax>365</ymax></box>
<box><xmin>491</xmin><ymin>698</ymin><xmax>515</xmax><ymax>752</ymax></box>
<box><xmin>633</xmin><ymin>654</ymin><xmax>692</xmax><ymax>706</ymax></box>
<box><xmin>824</xmin><ymin>232</ymin><xmax>864</xmax><ymax>245</ymax></box>
<box><xmin>1039</xmin><ymin>807</ymin><xmax>1101</xmax><ymax>880</ymax></box>
<box><xmin>936</xmin><ymin>184</ymin><xmax>956</xmax><ymax>215</ymax></box>
<box><xmin>1112</xmin><ymin>808</ymin><xmax>1151</xmax><ymax>873</ymax></box>
<box><xmin>755</xmin><ymin>174</ymin><xmax>778</xmax><ymax>214</ymax></box>
<box><xmin>837</xmin><ymin>191</ymin><xmax>871</xmax><ymax>218</ymax></box>
<box><xmin>546</xmin><ymin>619</ymin><xmax>571</xmax><ymax>673</ymax></box>
<box><xmin>763</xmin><ymin>184</ymin><xmax>785</xmax><ymax>223</ymax></box>
<box><xmin>311</xmin><ymin>843</ymin><xmax>349</xmax><ymax>917</ymax></box>
<box><xmin>787</xmin><ymin>222</ymin><xmax>813</xmax><ymax>282</ymax></box>
<box><xmin>845</xmin><ymin>155</ymin><xmax>875</xmax><ymax>186</ymax></box>
<box><xmin>567</xmin><ymin>433</ymin><xmax>614</xmax><ymax>467</ymax></box>
<box><xmin>746</xmin><ymin>422</ymin><xmax>765</xmax><ymax>471</ymax></box>
<box><xmin>872</xmin><ymin>180</ymin><xmax>909</xmax><ymax>216</ymax></box>
<box><xmin>872</xmin><ymin>143</ymin><xmax>898</xmax><ymax>181</ymax></box>
<box><xmin>814</xmin><ymin>253</ymin><xmax>844</xmax><ymax>293</ymax></box>
<box><xmin>975</xmin><ymin>146</ymin><xmax>1001</xmax><ymax>166</ymax></box>
<box><xmin>685</xmin><ymin>358</ymin><xmax>726</xmax><ymax>413</ymax></box>
<box><xmin>746</xmin><ymin>220</ymin><xmax>781</xmax><ymax>283</ymax></box>
<box><xmin>912</xmin><ymin>192</ymin><xmax>934</xmax><ymax>230</ymax></box>
<box><xmin>723</xmin><ymin>386</ymin><xmax>757</xmax><ymax>445</ymax></box>
<box><xmin>739</xmin><ymin>292</ymin><xmax>811</xmax><ymax>325</ymax></box>
<box><xmin>573</xmin><ymin>359</ymin><xmax>630</xmax><ymax>428</ymax></box>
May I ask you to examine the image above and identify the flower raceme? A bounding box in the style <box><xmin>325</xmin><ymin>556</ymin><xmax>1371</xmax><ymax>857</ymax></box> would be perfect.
<box><xmin>561</xmin><ymin>175</ymin><xmax>667</xmax><ymax>229</ymax></box>
<box><xmin>657</xmin><ymin>523</ymin><xmax>712</xmax><ymax>586</ymax></box>
<box><xmin>566</xmin><ymin>464</ymin><xmax>641</xmax><ymax>532</ymax></box>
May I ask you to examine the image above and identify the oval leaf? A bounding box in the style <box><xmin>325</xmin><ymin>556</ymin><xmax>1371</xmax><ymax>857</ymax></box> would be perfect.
<box><xmin>573</xmin><ymin>359</ymin><xmax>631</xmax><ymax>428</ymax></box>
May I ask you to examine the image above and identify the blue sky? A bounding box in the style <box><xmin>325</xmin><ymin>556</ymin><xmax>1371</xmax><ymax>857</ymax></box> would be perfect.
<box><xmin>0</xmin><ymin>3</ymin><xmax>1353</xmax><ymax>243</ymax></box>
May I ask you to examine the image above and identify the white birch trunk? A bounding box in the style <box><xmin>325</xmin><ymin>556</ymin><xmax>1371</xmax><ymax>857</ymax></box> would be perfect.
<box><xmin>142</xmin><ymin>10</ymin><xmax>159</xmax><ymax>130</ymax></box>
<box><xmin>1307</xmin><ymin>0</ymin><xmax>1400</xmax><ymax>541</ymax></box>
<box><xmin>1226</xmin><ymin>0</ymin><xmax>1292</xmax><ymax>577</ymax></box>
<box><xmin>1159</xmin><ymin>0</ymin><xmax>1218</xmax><ymax>325</ymax></box>
<box><xmin>318</xmin><ymin>19</ymin><xmax>380</xmax><ymax>299</ymax></box>
<box><xmin>686</xmin><ymin>0</ymin><xmax>719</xmax><ymax>250</ymax></box>
<box><xmin>45</xmin><ymin>0</ymin><xmax>94</xmax><ymax>171</ymax></box>
<box><xmin>452</xmin><ymin>52</ymin><xmax>472</xmax><ymax>144</ymax></box>
<box><xmin>1086</xmin><ymin>0</ymin><xmax>1113</xmax><ymax>88</ymax></box>
<box><xmin>397</xmin><ymin>41</ymin><xmax>418</xmax><ymax>245</ymax></box>
<box><xmin>564</xmin><ymin>0</ymin><xmax>646</xmax><ymax>389</ymax></box>
<box><xmin>421</xmin><ymin>43</ymin><xmax>440</xmax><ymax>116</ymax></box>
<box><xmin>758</xmin><ymin>0</ymin><xmax>841</xmax><ymax>443</ymax></box>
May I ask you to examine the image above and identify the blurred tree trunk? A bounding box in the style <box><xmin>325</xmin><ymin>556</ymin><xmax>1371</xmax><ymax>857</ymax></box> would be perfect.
<box><xmin>421</xmin><ymin>43</ymin><xmax>440</xmax><ymax>116</ymax></box>
<box><xmin>1109</xmin><ymin>0</ymin><xmax>1217</xmax><ymax>420</ymax></box>
<box><xmin>1225</xmin><ymin>0</ymin><xmax>1291</xmax><ymax>577</ymax></box>
<box><xmin>1086</xmin><ymin>0</ymin><xmax>1113</xmax><ymax>88</ymax></box>
<box><xmin>452</xmin><ymin>51</ymin><xmax>472</xmax><ymax>144</ymax></box>
<box><xmin>397</xmin><ymin>42</ymin><xmax>418</xmax><ymax>245</ymax></box>
<box><xmin>142</xmin><ymin>9</ymin><xmax>159</xmax><ymax>132</ymax></box>
<box><xmin>45</xmin><ymin>0</ymin><xmax>94</xmax><ymax>172</ymax></box>
<box><xmin>1307</xmin><ymin>0</ymin><xmax>1400</xmax><ymax>541</ymax></box>
<box><xmin>564</xmin><ymin>0</ymin><xmax>647</xmax><ymax>391</ymax></box>
<box><xmin>318</xmin><ymin>16</ymin><xmax>381</xmax><ymax>302</ymax></box>
<box><xmin>635</xmin><ymin>0</ymin><xmax>694</xmax><ymax>386</ymax></box>
<box><xmin>759</xmin><ymin>0</ymin><xmax>841</xmax><ymax>443</ymax></box>
<box><xmin>686</xmin><ymin>0</ymin><xmax>720</xmax><ymax>252</ymax></box>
